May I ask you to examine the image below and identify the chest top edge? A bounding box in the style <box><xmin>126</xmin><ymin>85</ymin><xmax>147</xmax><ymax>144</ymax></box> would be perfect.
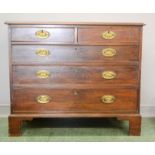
<box><xmin>5</xmin><ymin>21</ymin><xmax>145</xmax><ymax>26</ymax></box>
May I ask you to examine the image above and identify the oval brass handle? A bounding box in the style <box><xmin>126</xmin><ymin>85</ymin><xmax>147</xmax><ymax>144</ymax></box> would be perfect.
<box><xmin>102</xmin><ymin>48</ymin><xmax>117</xmax><ymax>57</ymax></box>
<box><xmin>101</xmin><ymin>30</ymin><xmax>116</xmax><ymax>39</ymax></box>
<box><xmin>36</xmin><ymin>70</ymin><xmax>50</xmax><ymax>78</ymax></box>
<box><xmin>36</xmin><ymin>95</ymin><xmax>51</xmax><ymax>104</ymax></box>
<box><xmin>35</xmin><ymin>30</ymin><xmax>50</xmax><ymax>39</ymax></box>
<box><xmin>36</xmin><ymin>49</ymin><xmax>50</xmax><ymax>56</ymax></box>
<box><xmin>101</xmin><ymin>95</ymin><xmax>116</xmax><ymax>104</ymax></box>
<box><xmin>102</xmin><ymin>71</ymin><xmax>116</xmax><ymax>80</ymax></box>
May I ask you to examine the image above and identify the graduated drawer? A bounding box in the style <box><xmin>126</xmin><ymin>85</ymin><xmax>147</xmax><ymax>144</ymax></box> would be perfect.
<box><xmin>11</xmin><ymin>27</ymin><xmax>75</xmax><ymax>43</ymax></box>
<box><xmin>78</xmin><ymin>26</ymin><xmax>140</xmax><ymax>45</ymax></box>
<box><xmin>12</xmin><ymin>66</ymin><xmax>138</xmax><ymax>86</ymax></box>
<box><xmin>12</xmin><ymin>88</ymin><xmax>138</xmax><ymax>113</ymax></box>
<box><xmin>12</xmin><ymin>45</ymin><xmax>139</xmax><ymax>65</ymax></box>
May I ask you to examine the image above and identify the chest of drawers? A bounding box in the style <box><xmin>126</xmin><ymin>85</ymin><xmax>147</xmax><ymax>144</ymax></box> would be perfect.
<box><xmin>6</xmin><ymin>22</ymin><xmax>144</xmax><ymax>136</ymax></box>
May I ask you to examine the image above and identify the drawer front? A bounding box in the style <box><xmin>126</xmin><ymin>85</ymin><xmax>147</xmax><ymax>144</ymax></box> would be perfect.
<box><xmin>13</xmin><ymin>66</ymin><xmax>138</xmax><ymax>86</ymax></box>
<box><xmin>78</xmin><ymin>26</ymin><xmax>140</xmax><ymax>45</ymax></box>
<box><xmin>12</xmin><ymin>88</ymin><xmax>138</xmax><ymax>113</ymax></box>
<box><xmin>11</xmin><ymin>28</ymin><xmax>75</xmax><ymax>43</ymax></box>
<box><xmin>12</xmin><ymin>45</ymin><xmax>139</xmax><ymax>65</ymax></box>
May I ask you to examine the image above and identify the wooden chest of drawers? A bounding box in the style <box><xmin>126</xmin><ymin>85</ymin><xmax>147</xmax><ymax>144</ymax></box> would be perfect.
<box><xmin>6</xmin><ymin>22</ymin><xmax>144</xmax><ymax>136</ymax></box>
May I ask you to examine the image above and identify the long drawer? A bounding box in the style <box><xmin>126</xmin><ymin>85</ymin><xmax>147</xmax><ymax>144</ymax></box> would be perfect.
<box><xmin>11</xmin><ymin>27</ymin><xmax>75</xmax><ymax>43</ymax></box>
<box><xmin>12</xmin><ymin>45</ymin><xmax>139</xmax><ymax>65</ymax></box>
<box><xmin>78</xmin><ymin>26</ymin><xmax>140</xmax><ymax>45</ymax></box>
<box><xmin>12</xmin><ymin>66</ymin><xmax>138</xmax><ymax>86</ymax></box>
<box><xmin>12</xmin><ymin>88</ymin><xmax>138</xmax><ymax>113</ymax></box>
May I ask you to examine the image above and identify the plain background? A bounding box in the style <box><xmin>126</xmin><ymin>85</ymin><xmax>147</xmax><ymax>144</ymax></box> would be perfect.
<box><xmin>0</xmin><ymin>13</ymin><xmax>155</xmax><ymax>112</ymax></box>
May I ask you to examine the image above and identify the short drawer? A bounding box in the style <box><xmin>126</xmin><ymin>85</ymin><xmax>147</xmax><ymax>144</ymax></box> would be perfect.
<box><xmin>11</xmin><ymin>27</ymin><xmax>75</xmax><ymax>43</ymax></box>
<box><xmin>12</xmin><ymin>45</ymin><xmax>139</xmax><ymax>65</ymax></box>
<box><xmin>78</xmin><ymin>26</ymin><xmax>140</xmax><ymax>45</ymax></box>
<box><xmin>13</xmin><ymin>66</ymin><xmax>138</xmax><ymax>86</ymax></box>
<box><xmin>12</xmin><ymin>88</ymin><xmax>138</xmax><ymax>113</ymax></box>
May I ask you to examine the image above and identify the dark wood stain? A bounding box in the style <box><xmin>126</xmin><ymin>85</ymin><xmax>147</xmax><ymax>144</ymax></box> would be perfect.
<box><xmin>6</xmin><ymin>22</ymin><xmax>143</xmax><ymax>136</ymax></box>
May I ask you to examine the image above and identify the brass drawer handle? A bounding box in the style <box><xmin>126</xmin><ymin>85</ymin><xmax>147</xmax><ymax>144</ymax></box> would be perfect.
<box><xmin>36</xmin><ymin>49</ymin><xmax>50</xmax><ymax>56</ymax></box>
<box><xmin>101</xmin><ymin>95</ymin><xmax>116</xmax><ymax>104</ymax></box>
<box><xmin>35</xmin><ymin>30</ymin><xmax>50</xmax><ymax>39</ymax></box>
<box><xmin>102</xmin><ymin>48</ymin><xmax>117</xmax><ymax>57</ymax></box>
<box><xmin>101</xmin><ymin>30</ymin><xmax>116</xmax><ymax>39</ymax></box>
<box><xmin>36</xmin><ymin>95</ymin><xmax>51</xmax><ymax>104</ymax></box>
<box><xmin>36</xmin><ymin>70</ymin><xmax>50</xmax><ymax>78</ymax></box>
<box><xmin>102</xmin><ymin>71</ymin><xmax>116</xmax><ymax>80</ymax></box>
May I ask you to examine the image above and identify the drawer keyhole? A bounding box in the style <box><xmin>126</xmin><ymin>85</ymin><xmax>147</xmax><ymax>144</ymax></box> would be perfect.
<box><xmin>74</xmin><ymin>91</ymin><xmax>78</xmax><ymax>96</ymax></box>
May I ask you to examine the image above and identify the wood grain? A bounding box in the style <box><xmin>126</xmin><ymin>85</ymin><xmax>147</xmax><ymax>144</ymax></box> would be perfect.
<box><xmin>12</xmin><ymin>45</ymin><xmax>139</xmax><ymax>65</ymax></box>
<box><xmin>7</xmin><ymin>22</ymin><xmax>143</xmax><ymax>136</ymax></box>
<box><xmin>11</xmin><ymin>27</ymin><xmax>75</xmax><ymax>43</ymax></box>
<box><xmin>12</xmin><ymin>66</ymin><xmax>138</xmax><ymax>86</ymax></box>
<box><xmin>12</xmin><ymin>88</ymin><xmax>138</xmax><ymax>113</ymax></box>
<box><xmin>78</xmin><ymin>26</ymin><xmax>140</xmax><ymax>45</ymax></box>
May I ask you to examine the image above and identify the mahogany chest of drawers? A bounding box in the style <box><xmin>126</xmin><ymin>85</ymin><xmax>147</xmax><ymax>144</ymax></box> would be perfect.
<box><xmin>6</xmin><ymin>22</ymin><xmax>144</xmax><ymax>136</ymax></box>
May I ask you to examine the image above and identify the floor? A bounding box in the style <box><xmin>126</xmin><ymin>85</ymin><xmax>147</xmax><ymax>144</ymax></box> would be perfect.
<box><xmin>0</xmin><ymin>117</ymin><xmax>155</xmax><ymax>141</ymax></box>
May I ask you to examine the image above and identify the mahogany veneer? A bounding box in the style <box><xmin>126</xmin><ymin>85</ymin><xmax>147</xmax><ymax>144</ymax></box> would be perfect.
<box><xmin>6</xmin><ymin>22</ymin><xmax>144</xmax><ymax>136</ymax></box>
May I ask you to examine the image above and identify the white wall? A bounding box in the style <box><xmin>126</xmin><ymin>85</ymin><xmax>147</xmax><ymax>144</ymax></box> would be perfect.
<box><xmin>0</xmin><ymin>13</ymin><xmax>155</xmax><ymax>109</ymax></box>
